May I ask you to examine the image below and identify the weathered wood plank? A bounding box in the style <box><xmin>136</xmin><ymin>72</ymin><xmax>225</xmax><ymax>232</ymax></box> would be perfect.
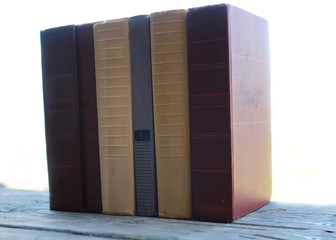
<box><xmin>235</xmin><ymin>202</ymin><xmax>336</xmax><ymax>233</ymax></box>
<box><xmin>0</xmin><ymin>188</ymin><xmax>335</xmax><ymax>239</ymax></box>
<box><xmin>0</xmin><ymin>226</ymin><xmax>119</xmax><ymax>240</ymax></box>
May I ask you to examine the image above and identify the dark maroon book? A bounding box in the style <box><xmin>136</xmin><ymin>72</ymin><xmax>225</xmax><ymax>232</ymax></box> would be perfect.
<box><xmin>41</xmin><ymin>25</ymin><xmax>84</xmax><ymax>211</ymax></box>
<box><xmin>76</xmin><ymin>23</ymin><xmax>102</xmax><ymax>212</ymax></box>
<box><xmin>187</xmin><ymin>4</ymin><xmax>272</xmax><ymax>222</ymax></box>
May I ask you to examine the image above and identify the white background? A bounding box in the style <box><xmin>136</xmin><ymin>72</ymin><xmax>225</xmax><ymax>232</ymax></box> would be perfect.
<box><xmin>0</xmin><ymin>0</ymin><xmax>335</xmax><ymax>204</ymax></box>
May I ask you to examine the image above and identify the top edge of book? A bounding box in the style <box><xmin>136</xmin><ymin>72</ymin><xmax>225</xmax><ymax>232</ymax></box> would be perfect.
<box><xmin>40</xmin><ymin>4</ymin><xmax>267</xmax><ymax>33</ymax></box>
<box><xmin>94</xmin><ymin>18</ymin><xmax>129</xmax><ymax>26</ymax></box>
<box><xmin>188</xmin><ymin>3</ymin><xmax>267</xmax><ymax>23</ymax></box>
<box><xmin>150</xmin><ymin>9</ymin><xmax>187</xmax><ymax>17</ymax></box>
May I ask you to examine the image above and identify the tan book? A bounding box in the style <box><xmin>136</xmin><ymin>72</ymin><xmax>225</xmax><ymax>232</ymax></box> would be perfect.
<box><xmin>93</xmin><ymin>18</ymin><xmax>135</xmax><ymax>215</ymax></box>
<box><xmin>150</xmin><ymin>10</ymin><xmax>191</xmax><ymax>219</ymax></box>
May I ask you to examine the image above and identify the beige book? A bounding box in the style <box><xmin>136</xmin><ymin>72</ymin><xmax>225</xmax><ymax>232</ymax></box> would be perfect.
<box><xmin>93</xmin><ymin>18</ymin><xmax>135</xmax><ymax>215</ymax></box>
<box><xmin>150</xmin><ymin>10</ymin><xmax>191</xmax><ymax>219</ymax></box>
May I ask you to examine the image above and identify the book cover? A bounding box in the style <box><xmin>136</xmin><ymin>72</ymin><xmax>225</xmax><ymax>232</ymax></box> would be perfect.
<box><xmin>187</xmin><ymin>4</ymin><xmax>271</xmax><ymax>222</ymax></box>
<box><xmin>228</xmin><ymin>4</ymin><xmax>272</xmax><ymax>221</ymax></box>
<box><xmin>129</xmin><ymin>15</ymin><xmax>158</xmax><ymax>217</ymax></box>
<box><xmin>150</xmin><ymin>10</ymin><xmax>192</xmax><ymax>219</ymax></box>
<box><xmin>41</xmin><ymin>25</ymin><xmax>84</xmax><ymax>211</ymax></box>
<box><xmin>93</xmin><ymin>18</ymin><xmax>135</xmax><ymax>215</ymax></box>
<box><xmin>76</xmin><ymin>23</ymin><xmax>102</xmax><ymax>212</ymax></box>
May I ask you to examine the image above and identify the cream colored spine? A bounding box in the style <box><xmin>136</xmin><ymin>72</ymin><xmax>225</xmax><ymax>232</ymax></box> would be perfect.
<box><xmin>150</xmin><ymin>10</ymin><xmax>191</xmax><ymax>219</ymax></box>
<box><xmin>93</xmin><ymin>18</ymin><xmax>135</xmax><ymax>215</ymax></box>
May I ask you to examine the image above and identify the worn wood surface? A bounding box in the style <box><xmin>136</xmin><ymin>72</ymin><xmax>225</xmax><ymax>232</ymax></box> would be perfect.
<box><xmin>0</xmin><ymin>188</ymin><xmax>335</xmax><ymax>239</ymax></box>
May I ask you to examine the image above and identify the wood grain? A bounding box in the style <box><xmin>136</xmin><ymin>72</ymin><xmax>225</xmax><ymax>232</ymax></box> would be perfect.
<box><xmin>0</xmin><ymin>188</ymin><xmax>335</xmax><ymax>239</ymax></box>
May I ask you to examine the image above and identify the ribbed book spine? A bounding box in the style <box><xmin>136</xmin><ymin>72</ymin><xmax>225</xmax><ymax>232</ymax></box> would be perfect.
<box><xmin>187</xmin><ymin>5</ymin><xmax>233</xmax><ymax>222</ymax></box>
<box><xmin>150</xmin><ymin>10</ymin><xmax>191</xmax><ymax>219</ymax></box>
<box><xmin>76</xmin><ymin>23</ymin><xmax>102</xmax><ymax>212</ymax></box>
<box><xmin>41</xmin><ymin>25</ymin><xmax>84</xmax><ymax>211</ymax></box>
<box><xmin>129</xmin><ymin>15</ymin><xmax>158</xmax><ymax>217</ymax></box>
<box><xmin>94</xmin><ymin>18</ymin><xmax>135</xmax><ymax>215</ymax></box>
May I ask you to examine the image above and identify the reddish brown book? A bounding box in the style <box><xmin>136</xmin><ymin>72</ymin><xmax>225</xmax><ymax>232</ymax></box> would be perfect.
<box><xmin>76</xmin><ymin>23</ymin><xmax>102</xmax><ymax>212</ymax></box>
<box><xmin>187</xmin><ymin>4</ymin><xmax>271</xmax><ymax>222</ymax></box>
<box><xmin>41</xmin><ymin>25</ymin><xmax>84</xmax><ymax>211</ymax></box>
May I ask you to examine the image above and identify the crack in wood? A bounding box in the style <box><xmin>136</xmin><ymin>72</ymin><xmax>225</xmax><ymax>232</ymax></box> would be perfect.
<box><xmin>0</xmin><ymin>223</ymin><xmax>152</xmax><ymax>240</ymax></box>
<box><xmin>239</xmin><ymin>235</ymin><xmax>257</xmax><ymax>239</ymax></box>
<box><xmin>233</xmin><ymin>222</ymin><xmax>308</xmax><ymax>231</ymax></box>
<box><xmin>253</xmin><ymin>234</ymin><xmax>287</xmax><ymax>240</ymax></box>
<box><xmin>257</xmin><ymin>208</ymin><xmax>287</xmax><ymax>213</ymax></box>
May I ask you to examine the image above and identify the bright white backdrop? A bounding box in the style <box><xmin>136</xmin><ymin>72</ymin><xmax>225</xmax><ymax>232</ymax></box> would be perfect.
<box><xmin>0</xmin><ymin>0</ymin><xmax>335</xmax><ymax>204</ymax></box>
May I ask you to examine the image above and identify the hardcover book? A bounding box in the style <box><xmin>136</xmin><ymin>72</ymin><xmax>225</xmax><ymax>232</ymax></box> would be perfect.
<box><xmin>129</xmin><ymin>15</ymin><xmax>158</xmax><ymax>217</ymax></box>
<box><xmin>76</xmin><ymin>23</ymin><xmax>102</xmax><ymax>212</ymax></box>
<box><xmin>150</xmin><ymin>10</ymin><xmax>192</xmax><ymax>219</ymax></box>
<box><xmin>187</xmin><ymin>4</ymin><xmax>271</xmax><ymax>222</ymax></box>
<box><xmin>93</xmin><ymin>18</ymin><xmax>135</xmax><ymax>215</ymax></box>
<box><xmin>41</xmin><ymin>25</ymin><xmax>84</xmax><ymax>211</ymax></box>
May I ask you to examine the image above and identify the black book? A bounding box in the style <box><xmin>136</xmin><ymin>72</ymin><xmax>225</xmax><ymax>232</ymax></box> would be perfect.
<box><xmin>129</xmin><ymin>15</ymin><xmax>158</xmax><ymax>217</ymax></box>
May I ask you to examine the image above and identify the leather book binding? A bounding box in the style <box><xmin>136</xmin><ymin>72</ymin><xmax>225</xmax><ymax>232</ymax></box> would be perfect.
<box><xmin>41</xmin><ymin>25</ymin><xmax>84</xmax><ymax>211</ymax></box>
<box><xmin>187</xmin><ymin>4</ymin><xmax>272</xmax><ymax>222</ymax></box>
<box><xmin>76</xmin><ymin>23</ymin><xmax>102</xmax><ymax>212</ymax></box>
<box><xmin>150</xmin><ymin>10</ymin><xmax>192</xmax><ymax>219</ymax></box>
<box><xmin>94</xmin><ymin>18</ymin><xmax>135</xmax><ymax>215</ymax></box>
<box><xmin>129</xmin><ymin>15</ymin><xmax>158</xmax><ymax>217</ymax></box>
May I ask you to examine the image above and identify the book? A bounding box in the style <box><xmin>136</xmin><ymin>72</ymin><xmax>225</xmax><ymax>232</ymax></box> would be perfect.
<box><xmin>150</xmin><ymin>10</ymin><xmax>192</xmax><ymax>219</ymax></box>
<box><xmin>129</xmin><ymin>15</ymin><xmax>158</xmax><ymax>217</ymax></box>
<box><xmin>76</xmin><ymin>23</ymin><xmax>102</xmax><ymax>212</ymax></box>
<box><xmin>93</xmin><ymin>18</ymin><xmax>135</xmax><ymax>215</ymax></box>
<box><xmin>41</xmin><ymin>25</ymin><xmax>84</xmax><ymax>211</ymax></box>
<box><xmin>187</xmin><ymin>4</ymin><xmax>271</xmax><ymax>222</ymax></box>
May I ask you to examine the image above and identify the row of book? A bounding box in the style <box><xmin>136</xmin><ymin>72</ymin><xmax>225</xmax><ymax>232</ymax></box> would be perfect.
<box><xmin>41</xmin><ymin>3</ymin><xmax>271</xmax><ymax>222</ymax></box>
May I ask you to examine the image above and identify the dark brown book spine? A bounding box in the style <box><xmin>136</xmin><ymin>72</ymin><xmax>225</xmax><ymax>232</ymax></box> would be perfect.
<box><xmin>41</xmin><ymin>25</ymin><xmax>84</xmax><ymax>211</ymax></box>
<box><xmin>76</xmin><ymin>23</ymin><xmax>102</xmax><ymax>212</ymax></box>
<box><xmin>187</xmin><ymin>4</ymin><xmax>233</xmax><ymax>222</ymax></box>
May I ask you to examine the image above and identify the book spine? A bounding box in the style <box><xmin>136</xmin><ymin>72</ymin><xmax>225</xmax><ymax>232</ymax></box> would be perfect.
<box><xmin>150</xmin><ymin>10</ymin><xmax>192</xmax><ymax>219</ymax></box>
<box><xmin>129</xmin><ymin>15</ymin><xmax>158</xmax><ymax>217</ymax></box>
<box><xmin>93</xmin><ymin>18</ymin><xmax>135</xmax><ymax>215</ymax></box>
<box><xmin>186</xmin><ymin>4</ymin><xmax>233</xmax><ymax>222</ymax></box>
<box><xmin>41</xmin><ymin>25</ymin><xmax>84</xmax><ymax>211</ymax></box>
<box><xmin>76</xmin><ymin>23</ymin><xmax>102</xmax><ymax>212</ymax></box>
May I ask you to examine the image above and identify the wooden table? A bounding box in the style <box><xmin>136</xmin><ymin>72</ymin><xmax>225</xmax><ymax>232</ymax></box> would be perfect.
<box><xmin>0</xmin><ymin>188</ymin><xmax>335</xmax><ymax>239</ymax></box>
